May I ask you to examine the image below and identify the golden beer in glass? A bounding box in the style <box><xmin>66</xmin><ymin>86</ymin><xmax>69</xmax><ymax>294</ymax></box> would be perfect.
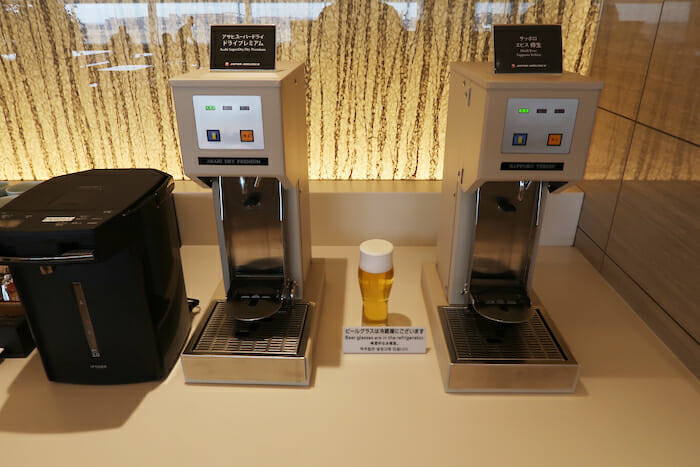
<box><xmin>358</xmin><ymin>239</ymin><xmax>394</xmax><ymax>326</ymax></box>
<box><xmin>359</xmin><ymin>268</ymin><xmax>394</xmax><ymax>324</ymax></box>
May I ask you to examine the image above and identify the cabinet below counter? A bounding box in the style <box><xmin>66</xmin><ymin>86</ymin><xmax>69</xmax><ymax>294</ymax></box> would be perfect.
<box><xmin>0</xmin><ymin>246</ymin><xmax>697</xmax><ymax>467</ymax></box>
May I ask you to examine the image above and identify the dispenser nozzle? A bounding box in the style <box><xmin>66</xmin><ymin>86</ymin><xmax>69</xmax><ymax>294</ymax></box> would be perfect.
<box><xmin>517</xmin><ymin>181</ymin><xmax>532</xmax><ymax>202</ymax></box>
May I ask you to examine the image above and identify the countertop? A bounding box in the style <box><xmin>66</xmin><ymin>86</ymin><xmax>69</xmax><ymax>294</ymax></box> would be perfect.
<box><xmin>0</xmin><ymin>246</ymin><xmax>698</xmax><ymax>466</ymax></box>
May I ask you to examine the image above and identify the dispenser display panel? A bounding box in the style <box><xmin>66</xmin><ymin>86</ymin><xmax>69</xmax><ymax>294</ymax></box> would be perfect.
<box><xmin>501</xmin><ymin>98</ymin><xmax>578</xmax><ymax>154</ymax></box>
<box><xmin>193</xmin><ymin>95</ymin><xmax>265</xmax><ymax>150</ymax></box>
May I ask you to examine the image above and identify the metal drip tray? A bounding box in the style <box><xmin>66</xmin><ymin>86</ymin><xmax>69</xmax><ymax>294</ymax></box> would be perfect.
<box><xmin>192</xmin><ymin>301</ymin><xmax>308</xmax><ymax>356</ymax></box>
<box><xmin>181</xmin><ymin>300</ymin><xmax>315</xmax><ymax>386</ymax></box>
<box><xmin>444</xmin><ymin>307</ymin><xmax>565</xmax><ymax>361</ymax></box>
<box><xmin>422</xmin><ymin>263</ymin><xmax>579</xmax><ymax>393</ymax></box>
<box><xmin>435</xmin><ymin>305</ymin><xmax>578</xmax><ymax>393</ymax></box>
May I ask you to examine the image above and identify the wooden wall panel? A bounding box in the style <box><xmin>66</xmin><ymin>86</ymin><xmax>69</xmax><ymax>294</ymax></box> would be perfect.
<box><xmin>577</xmin><ymin>0</ymin><xmax>700</xmax><ymax>375</ymax></box>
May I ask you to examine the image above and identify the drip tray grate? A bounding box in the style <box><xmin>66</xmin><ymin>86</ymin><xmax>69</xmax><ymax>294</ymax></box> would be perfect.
<box><xmin>441</xmin><ymin>306</ymin><xmax>566</xmax><ymax>361</ymax></box>
<box><xmin>192</xmin><ymin>301</ymin><xmax>309</xmax><ymax>356</ymax></box>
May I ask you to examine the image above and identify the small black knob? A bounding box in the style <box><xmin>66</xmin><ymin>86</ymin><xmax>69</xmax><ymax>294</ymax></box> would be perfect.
<box><xmin>497</xmin><ymin>197</ymin><xmax>516</xmax><ymax>212</ymax></box>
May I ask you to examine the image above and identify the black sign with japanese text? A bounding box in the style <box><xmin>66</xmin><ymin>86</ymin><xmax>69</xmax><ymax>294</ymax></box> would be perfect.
<box><xmin>500</xmin><ymin>162</ymin><xmax>564</xmax><ymax>171</ymax></box>
<box><xmin>198</xmin><ymin>157</ymin><xmax>269</xmax><ymax>166</ymax></box>
<box><xmin>210</xmin><ymin>25</ymin><xmax>275</xmax><ymax>70</ymax></box>
<box><xmin>493</xmin><ymin>24</ymin><xmax>562</xmax><ymax>73</ymax></box>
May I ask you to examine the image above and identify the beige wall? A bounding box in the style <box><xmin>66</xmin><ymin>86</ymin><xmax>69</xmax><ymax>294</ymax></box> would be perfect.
<box><xmin>575</xmin><ymin>0</ymin><xmax>699</xmax><ymax>376</ymax></box>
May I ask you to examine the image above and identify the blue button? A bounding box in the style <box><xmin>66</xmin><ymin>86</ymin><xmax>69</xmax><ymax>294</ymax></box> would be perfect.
<box><xmin>207</xmin><ymin>130</ymin><xmax>221</xmax><ymax>142</ymax></box>
<box><xmin>512</xmin><ymin>133</ymin><xmax>527</xmax><ymax>146</ymax></box>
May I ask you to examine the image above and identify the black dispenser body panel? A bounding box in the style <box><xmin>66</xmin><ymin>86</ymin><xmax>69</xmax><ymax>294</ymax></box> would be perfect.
<box><xmin>0</xmin><ymin>169</ymin><xmax>190</xmax><ymax>384</ymax></box>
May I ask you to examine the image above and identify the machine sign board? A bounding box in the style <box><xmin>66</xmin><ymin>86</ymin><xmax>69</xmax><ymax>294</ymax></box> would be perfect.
<box><xmin>210</xmin><ymin>25</ymin><xmax>276</xmax><ymax>70</ymax></box>
<box><xmin>494</xmin><ymin>24</ymin><xmax>562</xmax><ymax>73</ymax></box>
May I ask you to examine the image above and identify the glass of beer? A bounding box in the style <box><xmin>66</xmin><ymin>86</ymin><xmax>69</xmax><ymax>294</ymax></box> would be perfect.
<box><xmin>358</xmin><ymin>239</ymin><xmax>394</xmax><ymax>326</ymax></box>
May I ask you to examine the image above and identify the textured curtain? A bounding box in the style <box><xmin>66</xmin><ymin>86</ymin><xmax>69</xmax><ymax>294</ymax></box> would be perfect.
<box><xmin>0</xmin><ymin>0</ymin><xmax>601</xmax><ymax>180</ymax></box>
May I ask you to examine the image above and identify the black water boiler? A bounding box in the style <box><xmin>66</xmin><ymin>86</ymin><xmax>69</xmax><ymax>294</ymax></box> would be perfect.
<box><xmin>0</xmin><ymin>169</ymin><xmax>190</xmax><ymax>384</ymax></box>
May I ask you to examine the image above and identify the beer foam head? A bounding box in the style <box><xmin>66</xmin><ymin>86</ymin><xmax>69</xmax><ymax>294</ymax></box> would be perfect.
<box><xmin>359</xmin><ymin>239</ymin><xmax>393</xmax><ymax>274</ymax></box>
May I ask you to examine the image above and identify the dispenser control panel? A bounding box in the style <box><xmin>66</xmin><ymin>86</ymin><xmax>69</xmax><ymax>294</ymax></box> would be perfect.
<box><xmin>501</xmin><ymin>98</ymin><xmax>578</xmax><ymax>154</ymax></box>
<box><xmin>193</xmin><ymin>95</ymin><xmax>265</xmax><ymax>150</ymax></box>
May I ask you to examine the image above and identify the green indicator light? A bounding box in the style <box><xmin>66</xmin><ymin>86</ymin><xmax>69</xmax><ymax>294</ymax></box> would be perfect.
<box><xmin>205</xmin><ymin>105</ymin><xmax>215</xmax><ymax>110</ymax></box>
<box><xmin>518</xmin><ymin>108</ymin><xmax>529</xmax><ymax>113</ymax></box>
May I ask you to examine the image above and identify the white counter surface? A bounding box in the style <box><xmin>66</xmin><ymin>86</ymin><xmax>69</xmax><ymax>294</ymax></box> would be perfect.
<box><xmin>0</xmin><ymin>246</ymin><xmax>698</xmax><ymax>466</ymax></box>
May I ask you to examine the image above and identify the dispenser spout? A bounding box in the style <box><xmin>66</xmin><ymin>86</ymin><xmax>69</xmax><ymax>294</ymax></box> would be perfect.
<box><xmin>517</xmin><ymin>180</ymin><xmax>532</xmax><ymax>202</ymax></box>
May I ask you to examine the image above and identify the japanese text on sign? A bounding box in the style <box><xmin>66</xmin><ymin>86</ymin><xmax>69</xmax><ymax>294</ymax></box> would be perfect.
<box><xmin>210</xmin><ymin>25</ymin><xmax>275</xmax><ymax>70</ymax></box>
<box><xmin>343</xmin><ymin>327</ymin><xmax>427</xmax><ymax>354</ymax></box>
<box><xmin>220</xmin><ymin>33</ymin><xmax>266</xmax><ymax>50</ymax></box>
<box><xmin>493</xmin><ymin>24</ymin><xmax>562</xmax><ymax>74</ymax></box>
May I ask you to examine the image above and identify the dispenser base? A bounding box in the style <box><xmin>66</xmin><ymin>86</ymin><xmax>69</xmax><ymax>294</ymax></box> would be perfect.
<box><xmin>422</xmin><ymin>262</ymin><xmax>579</xmax><ymax>393</ymax></box>
<box><xmin>181</xmin><ymin>260</ymin><xmax>325</xmax><ymax>386</ymax></box>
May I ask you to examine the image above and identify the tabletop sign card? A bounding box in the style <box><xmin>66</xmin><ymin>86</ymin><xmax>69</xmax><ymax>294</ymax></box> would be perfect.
<box><xmin>493</xmin><ymin>24</ymin><xmax>562</xmax><ymax>73</ymax></box>
<box><xmin>343</xmin><ymin>327</ymin><xmax>427</xmax><ymax>354</ymax></box>
<box><xmin>210</xmin><ymin>25</ymin><xmax>275</xmax><ymax>70</ymax></box>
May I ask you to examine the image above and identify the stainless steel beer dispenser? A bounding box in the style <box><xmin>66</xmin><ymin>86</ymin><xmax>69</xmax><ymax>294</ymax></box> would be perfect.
<box><xmin>170</xmin><ymin>62</ymin><xmax>325</xmax><ymax>385</ymax></box>
<box><xmin>422</xmin><ymin>63</ymin><xmax>602</xmax><ymax>393</ymax></box>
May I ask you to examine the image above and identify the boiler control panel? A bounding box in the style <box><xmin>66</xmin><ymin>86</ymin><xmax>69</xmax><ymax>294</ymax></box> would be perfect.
<box><xmin>501</xmin><ymin>98</ymin><xmax>579</xmax><ymax>154</ymax></box>
<box><xmin>193</xmin><ymin>95</ymin><xmax>265</xmax><ymax>150</ymax></box>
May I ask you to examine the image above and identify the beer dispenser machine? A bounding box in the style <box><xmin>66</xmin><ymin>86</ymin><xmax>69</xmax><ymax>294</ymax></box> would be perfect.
<box><xmin>170</xmin><ymin>62</ymin><xmax>325</xmax><ymax>386</ymax></box>
<box><xmin>422</xmin><ymin>63</ymin><xmax>602</xmax><ymax>393</ymax></box>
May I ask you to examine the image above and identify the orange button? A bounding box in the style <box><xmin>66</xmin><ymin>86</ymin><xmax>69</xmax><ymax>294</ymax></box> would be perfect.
<box><xmin>547</xmin><ymin>133</ymin><xmax>562</xmax><ymax>146</ymax></box>
<box><xmin>240</xmin><ymin>130</ymin><xmax>254</xmax><ymax>142</ymax></box>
